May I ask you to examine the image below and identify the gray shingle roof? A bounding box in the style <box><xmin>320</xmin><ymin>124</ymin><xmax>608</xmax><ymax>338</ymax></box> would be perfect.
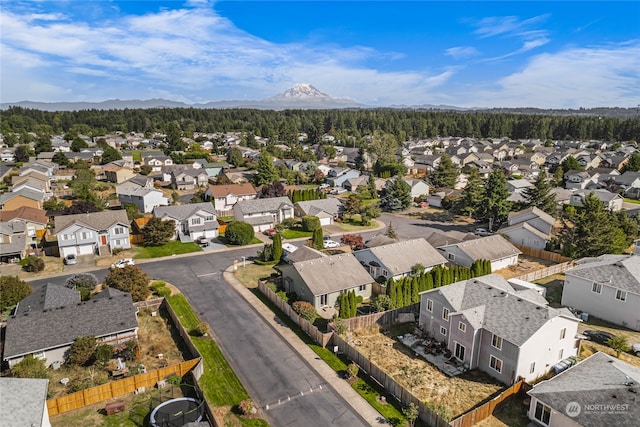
<box><xmin>286</xmin><ymin>253</ymin><xmax>373</xmax><ymax>296</ymax></box>
<box><xmin>0</xmin><ymin>188</ymin><xmax>44</xmax><ymax>204</ymax></box>
<box><xmin>359</xmin><ymin>238</ymin><xmax>448</xmax><ymax>274</ymax></box>
<box><xmin>154</xmin><ymin>202</ymin><xmax>216</xmax><ymax>221</ymax></box>
<box><xmin>4</xmin><ymin>291</ymin><xmax>138</xmax><ymax>360</ymax></box>
<box><xmin>439</xmin><ymin>234</ymin><xmax>522</xmax><ymax>262</ymax></box>
<box><xmin>0</xmin><ymin>378</ymin><xmax>49</xmax><ymax>427</ymax></box>
<box><xmin>565</xmin><ymin>254</ymin><xmax>640</xmax><ymax>294</ymax></box>
<box><xmin>423</xmin><ymin>274</ymin><xmax>578</xmax><ymax>346</ymax></box>
<box><xmin>295</xmin><ymin>198</ymin><xmax>344</xmax><ymax>217</ymax></box>
<box><xmin>528</xmin><ymin>352</ymin><xmax>640</xmax><ymax>427</ymax></box>
<box><xmin>285</xmin><ymin>246</ymin><xmax>326</xmax><ymax>263</ymax></box>
<box><xmin>507</xmin><ymin>206</ymin><xmax>556</xmax><ymax>226</ymax></box>
<box><xmin>54</xmin><ymin>210</ymin><xmax>129</xmax><ymax>234</ymax></box>
<box><xmin>234</xmin><ymin>196</ymin><xmax>293</xmax><ymax>215</ymax></box>
<box><xmin>15</xmin><ymin>283</ymin><xmax>80</xmax><ymax>315</ymax></box>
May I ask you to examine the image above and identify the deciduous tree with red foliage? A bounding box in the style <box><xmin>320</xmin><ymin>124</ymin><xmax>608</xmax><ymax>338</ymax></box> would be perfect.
<box><xmin>340</xmin><ymin>234</ymin><xmax>364</xmax><ymax>250</ymax></box>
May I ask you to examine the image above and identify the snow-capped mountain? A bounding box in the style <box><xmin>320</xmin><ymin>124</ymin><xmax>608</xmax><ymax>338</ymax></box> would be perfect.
<box><xmin>274</xmin><ymin>83</ymin><xmax>330</xmax><ymax>99</ymax></box>
<box><xmin>263</xmin><ymin>83</ymin><xmax>362</xmax><ymax>108</ymax></box>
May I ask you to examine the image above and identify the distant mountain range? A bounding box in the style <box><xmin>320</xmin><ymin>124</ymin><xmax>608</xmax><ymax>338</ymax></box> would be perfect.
<box><xmin>1</xmin><ymin>83</ymin><xmax>637</xmax><ymax>118</ymax></box>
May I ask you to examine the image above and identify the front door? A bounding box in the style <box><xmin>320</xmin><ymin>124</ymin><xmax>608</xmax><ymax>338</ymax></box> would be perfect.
<box><xmin>101</xmin><ymin>235</ymin><xmax>107</xmax><ymax>245</ymax></box>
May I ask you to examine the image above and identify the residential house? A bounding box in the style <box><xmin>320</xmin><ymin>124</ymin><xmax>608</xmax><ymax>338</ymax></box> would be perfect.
<box><xmin>527</xmin><ymin>352</ymin><xmax>640</xmax><ymax>427</ymax></box>
<box><xmin>506</xmin><ymin>179</ymin><xmax>534</xmax><ymax>203</ymax></box>
<box><xmin>413</xmin><ymin>154</ymin><xmax>442</xmax><ymax>172</ymax></box>
<box><xmin>0</xmin><ymin>188</ymin><xmax>45</xmax><ymax>211</ymax></box>
<box><xmin>0</xmin><ymin>378</ymin><xmax>51</xmax><ymax>427</ymax></box>
<box><xmin>325</xmin><ymin>167</ymin><xmax>360</xmax><ymax>188</ymax></box>
<box><xmin>117</xmin><ymin>175</ymin><xmax>156</xmax><ymax>193</ymax></box>
<box><xmin>103</xmin><ymin>164</ymin><xmax>137</xmax><ymax>184</ymax></box>
<box><xmin>0</xmin><ymin>207</ymin><xmax>48</xmax><ymax>262</ymax></box>
<box><xmin>418</xmin><ymin>274</ymin><xmax>581</xmax><ymax>385</ymax></box>
<box><xmin>343</xmin><ymin>175</ymin><xmax>369</xmax><ymax>193</ymax></box>
<box><xmin>611</xmin><ymin>171</ymin><xmax>640</xmax><ymax>199</ymax></box>
<box><xmin>170</xmin><ymin>169</ymin><xmax>209</xmax><ymax>190</ymax></box>
<box><xmin>294</xmin><ymin>198</ymin><xmax>344</xmax><ymax>226</ymax></box>
<box><xmin>437</xmin><ymin>235</ymin><xmax>522</xmax><ymax>271</ymax></box>
<box><xmin>276</xmin><ymin>253</ymin><xmax>374</xmax><ymax>310</ymax></box>
<box><xmin>562</xmin><ymin>254</ymin><xmax>640</xmax><ymax>331</ymax></box>
<box><xmin>564</xmin><ymin>170</ymin><xmax>599</xmax><ymax>190</ymax></box>
<box><xmin>3</xmin><ymin>286</ymin><xmax>138</xmax><ymax>369</ymax></box>
<box><xmin>569</xmin><ymin>189</ymin><xmax>623</xmax><ymax>211</ymax></box>
<box><xmin>204</xmin><ymin>182</ymin><xmax>257</xmax><ymax>214</ymax></box>
<box><xmin>143</xmin><ymin>154</ymin><xmax>173</xmax><ymax>172</ymax></box>
<box><xmin>353</xmin><ymin>238</ymin><xmax>447</xmax><ymax>280</ymax></box>
<box><xmin>153</xmin><ymin>202</ymin><xmax>219</xmax><ymax>242</ymax></box>
<box><xmin>117</xmin><ymin>186</ymin><xmax>169</xmax><ymax>213</ymax></box>
<box><xmin>54</xmin><ymin>210</ymin><xmax>131</xmax><ymax>257</ymax></box>
<box><xmin>576</xmin><ymin>154</ymin><xmax>602</xmax><ymax>170</ymax></box>
<box><xmin>403</xmin><ymin>178</ymin><xmax>430</xmax><ymax>199</ymax></box>
<box><xmin>233</xmin><ymin>196</ymin><xmax>294</xmax><ymax>232</ymax></box>
<box><xmin>499</xmin><ymin>207</ymin><xmax>556</xmax><ymax>250</ymax></box>
<box><xmin>19</xmin><ymin>161</ymin><xmax>57</xmax><ymax>178</ymax></box>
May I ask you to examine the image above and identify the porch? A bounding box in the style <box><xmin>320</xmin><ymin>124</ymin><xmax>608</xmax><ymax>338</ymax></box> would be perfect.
<box><xmin>399</xmin><ymin>333</ymin><xmax>467</xmax><ymax>377</ymax></box>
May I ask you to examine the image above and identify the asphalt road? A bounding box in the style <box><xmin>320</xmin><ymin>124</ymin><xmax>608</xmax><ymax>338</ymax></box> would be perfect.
<box><xmin>29</xmin><ymin>212</ymin><xmax>475</xmax><ymax>426</ymax></box>
<box><xmin>33</xmin><ymin>247</ymin><xmax>369</xmax><ymax>427</ymax></box>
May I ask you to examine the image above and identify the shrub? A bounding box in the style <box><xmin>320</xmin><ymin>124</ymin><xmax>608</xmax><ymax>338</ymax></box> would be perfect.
<box><xmin>356</xmin><ymin>295</ymin><xmax>363</xmax><ymax>304</ymax></box>
<box><xmin>11</xmin><ymin>355</ymin><xmax>48</xmax><ymax>379</ymax></box>
<box><xmin>0</xmin><ymin>276</ymin><xmax>32</xmax><ymax>312</ymax></box>
<box><xmin>195</xmin><ymin>322</ymin><xmax>210</xmax><ymax>336</ymax></box>
<box><xmin>142</xmin><ymin>217</ymin><xmax>176</xmax><ymax>246</ymax></box>
<box><xmin>150</xmin><ymin>281</ymin><xmax>166</xmax><ymax>291</ymax></box>
<box><xmin>105</xmin><ymin>265</ymin><xmax>150</xmax><ymax>302</ymax></box>
<box><xmin>21</xmin><ymin>256</ymin><xmax>45</xmax><ymax>272</ymax></box>
<box><xmin>276</xmin><ymin>290</ymin><xmax>289</xmax><ymax>303</ymax></box>
<box><xmin>292</xmin><ymin>301</ymin><xmax>318</xmax><ymax>323</ymax></box>
<box><xmin>66</xmin><ymin>273</ymin><xmax>98</xmax><ymax>301</ymax></box>
<box><xmin>301</xmin><ymin>215</ymin><xmax>321</xmax><ymax>232</ymax></box>
<box><xmin>282</xmin><ymin>218</ymin><xmax>297</xmax><ymax>228</ymax></box>
<box><xmin>238</xmin><ymin>399</ymin><xmax>255</xmax><ymax>415</ymax></box>
<box><xmin>333</xmin><ymin>318</ymin><xmax>348</xmax><ymax>335</ymax></box>
<box><xmin>347</xmin><ymin>362</ymin><xmax>359</xmax><ymax>378</ymax></box>
<box><xmin>225</xmin><ymin>221</ymin><xmax>255</xmax><ymax>245</ymax></box>
<box><xmin>95</xmin><ymin>344</ymin><xmax>113</xmax><ymax>366</ymax></box>
<box><xmin>69</xmin><ymin>336</ymin><xmax>97</xmax><ymax>366</ymax></box>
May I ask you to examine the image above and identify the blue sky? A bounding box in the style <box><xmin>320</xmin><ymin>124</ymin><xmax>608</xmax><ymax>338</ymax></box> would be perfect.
<box><xmin>1</xmin><ymin>1</ymin><xmax>639</xmax><ymax>108</ymax></box>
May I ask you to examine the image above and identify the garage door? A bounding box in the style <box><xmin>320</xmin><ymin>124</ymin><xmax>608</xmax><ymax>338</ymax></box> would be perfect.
<box><xmin>319</xmin><ymin>217</ymin><xmax>332</xmax><ymax>226</ymax></box>
<box><xmin>77</xmin><ymin>244</ymin><xmax>94</xmax><ymax>255</ymax></box>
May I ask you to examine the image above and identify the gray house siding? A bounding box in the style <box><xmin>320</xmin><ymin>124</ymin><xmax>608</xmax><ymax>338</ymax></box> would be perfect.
<box><xmin>477</xmin><ymin>330</ymin><xmax>519</xmax><ymax>385</ymax></box>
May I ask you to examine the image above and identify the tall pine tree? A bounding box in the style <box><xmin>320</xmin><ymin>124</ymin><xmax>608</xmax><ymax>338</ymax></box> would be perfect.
<box><xmin>521</xmin><ymin>171</ymin><xmax>557</xmax><ymax>215</ymax></box>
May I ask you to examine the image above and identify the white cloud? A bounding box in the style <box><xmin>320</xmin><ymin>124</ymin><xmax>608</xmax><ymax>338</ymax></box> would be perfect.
<box><xmin>463</xmin><ymin>43</ymin><xmax>640</xmax><ymax>108</ymax></box>
<box><xmin>473</xmin><ymin>15</ymin><xmax>550</xmax><ymax>39</ymax></box>
<box><xmin>445</xmin><ymin>46</ymin><xmax>479</xmax><ymax>59</ymax></box>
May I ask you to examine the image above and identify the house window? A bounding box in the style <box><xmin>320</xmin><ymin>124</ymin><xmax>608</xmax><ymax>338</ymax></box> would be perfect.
<box><xmin>383</xmin><ymin>271</ymin><xmax>388</xmax><ymax>277</ymax></box>
<box><xmin>81</xmin><ymin>232</ymin><xmax>90</xmax><ymax>240</ymax></box>
<box><xmin>358</xmin><ymin>284</ymin><xmax>366</xmax><ymax>292</ymax></box>
<box><xmin>454</xmin><ymin>342</ymin><xmax>466</xmax><ymax>361</ymax></box>
<box><xmin>530</xmin><ymin>361</ymin><xmax>536</xmax><ymax>374</ymax></box>
<box><xmin>114</xmin><ymin>227</ymin><xmax>124</xmax><ymax>235</ymax></box>
<box><xmin>440</xmin><ymin>326</ymin><xmax>447</xmax><ymax>336</ymax></box>
<box><xmin>320</xmin><ymin>294</ymin><xmax>328</xmax><ymax>306</ymax></box>
<box><xmin>426</xmin><ymin>299</ymin><xmax>433</xmax><ymax>312</ymax></box>
<box><xmin>32</xmin><ymin>351</ymin><xmax>45</xmax><ymax>360</ymax></box>
<box><xmin>492</xmin><ymin>334</ymin><xmax>503</xmax><ymax>350</ymax></box>
<box><xmin>489</xmin><ymin>355</ymin><xmax>503</xmax><ymax>373</ymax></box>
<box><xmin>615</xmin><ymin>289</ymin><xmax>627</xmax><ymax>302</ymax></box>
<box><xmin>192</xmin><ymin>218</ymin><xmax>202</xmax><ymax>225</ymax></box>
<box><xmin>205</xmin><ymin>215</ymin><xmax>214</xmax><ymax>221</ymax></box>
<box><xmin>458</xmin><ymin>322</ymin><xmax>466</xmax><ymax>333</ymax></box>
<box><xmin>534</xmin><ymin>401</ymin><xmax>551</xmax><ymax>425</ymax></box>
<box><xmin>560</xmin><ymin>328</ymin><xmax>566</xmax><ymax>339</ymax></box>
<box><xmin>592</xmin><ymin>282</ymin><xmax>602</xmax><ymax>294</ymax></box>
<box><xmin>442</xmin><ymin>307</ymin><xmax>449</xmax><ymax>320</ymax></box>
<box><xmin>448</xmin><ymin>253</ymin><xmax>455</xmax><ymax>261</ymax></box>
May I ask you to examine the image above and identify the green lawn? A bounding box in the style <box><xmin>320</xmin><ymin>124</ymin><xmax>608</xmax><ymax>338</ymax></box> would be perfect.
<box><xmin>133</xmin><ymin>241</ymin><xmax>202</xmax><ymax>259</ymax></box>
<box><xmin>334</xmin><ymin>216</ymin><xmax>380</xmax><ymax>232</ymax></box>
<box><xmin>624</xmin><ymin>198</ymin><xmax>640</xmax><ymax>205</ymax></box>
<box><xmin>281</xmin><ymin>228</ymin><xmax>313</xmax><ymax>239</ymax></box>
<box><xmin>166</xmin><ymin>295</ymin><xmax>267</xmax><ymax>426</ymax></box>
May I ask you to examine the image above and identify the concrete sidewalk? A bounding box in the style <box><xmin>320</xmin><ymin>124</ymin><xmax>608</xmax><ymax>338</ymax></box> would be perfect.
<box><xmin>223</xmin><ymin>267</ymin><xmax>388</xmax><ymax>426</ymax></box>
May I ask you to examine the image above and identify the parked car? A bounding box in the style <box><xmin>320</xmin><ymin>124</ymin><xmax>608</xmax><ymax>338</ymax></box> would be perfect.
<box><xmin>263</xmin><ymin>229</ymin><xmax>277</xmax><ymax>237</ymax></box>
<box><xmin>583</xmin><ymin>329</ymin><xmax>613</xmax><ymax>345</ymax></box>
<box><xmin>631</xmin><ymin>343</ymin><xmax>640</xmax><ymax>357</ymax></box>
<box><xmin>111</xmin><ymin>258</ymin><xmax>135</xmax><ymax>269</ymax></box>
<box><xmin>474</xmin><ymin>228</ymin><xmax>493</xmax><ymax>236</ymax></box>
<box><xmin>323</xmin><ymin>240</ymin><xmax>340</xmax><ymax>249</ymax></box>
<box><xmin>196</xmin><ymin>236</ymin><xmax>210</xmax><ymax>247</ymax></box>
<box><xmin>63</xmin><ymin>254</ymin><xmax>77</xmax><ymax>265</ymax></box>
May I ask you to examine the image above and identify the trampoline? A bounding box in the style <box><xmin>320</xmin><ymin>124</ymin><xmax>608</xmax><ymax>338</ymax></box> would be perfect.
<box><xmin>149</xmin><ymin>397</ymin><xmax>204</xmax><ymax>427</ymax></box>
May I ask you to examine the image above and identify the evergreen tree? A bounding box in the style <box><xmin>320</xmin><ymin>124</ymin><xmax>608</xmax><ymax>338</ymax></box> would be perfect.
<box><xmin>521</xmin><ymin>171</ymin><xmax>557</xmax><ymax>215</ymax></box>
<box><xmin>367</xmin><ymin>174</ymin><xmax>377</xmax><ymax>198</ymax></box>
<box><xmin>411</xmin><ymin>275</ymin><xmax>420</xmax><ymax>304</ymax></box>
<box><xmin>227</xmin><ymin>147</ymin><xmax>244</xmax><ymax>168</ymax></box>
<box><xmin>349</xmin><ymin>290</ymin><xmax>357</xmax><ymax>317</ymax></box>
<box><xmin>254</xmin><ymin>151</ymin><xmax>279</xmax><ymax>186</ymax></box>
<box><xmin>312</xmin><ymin>227</ymin><xmax>324</xmax><ymax>250</ymax></box>
<box><xmin>354</xmin><ymin>147</ymin><xmax>366</xmax><ymax>171</ymax></box>
<box><xmin>456</xmin><ymin>168</ymin><xmax>484</xmax><ymax>218</ymax></box>
<box><xmin>388</xmin><ymin>278</ymin><xmax>397</xmax><ymax>304</ymax></box>
<box><xmin>430</xmin><ymin>155</ymin><xmax>458</xmax><ymax>188</ymax></box>
<box><xmin>381</xmin><ymin>178</ymin><xmax>411</xmax><ymax>212</ymax></box>
<box><xmin>272</xmin><ymin>233</ymin><xmax>283</xmax><ymax>263</ymax></box>
<box><xmin>101</xmin><ymin>146</ymin><xmax>122</xmax><ymax>164</ymax></box>
<box><xmin>561</xmin><ymin>155</ymin><xmax>582</xmax><ymax>172</ymax></box>
<box><xmin>480</xmin><ymin>169</ymin><xmax>512</xmax><ymax>229</ymax></box>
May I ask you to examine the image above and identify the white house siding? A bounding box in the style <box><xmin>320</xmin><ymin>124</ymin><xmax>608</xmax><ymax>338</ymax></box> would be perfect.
<box><xmin>527</xmin><ymin>396</ymin><xmax>583</xmax><ymax>427</ymax></box>
<box><xmin>517</xmin><ymin>317</ymin><xmax>580</xmax><ymax>383</ymax></box>
<box><xmin>502</xmin><ymin>229</ymin><xmax>547</xmax><ymax>250</ymax></box>
<box><xmin>562</xmin><ymin>276</ymin><xmax>640</xmax><ymax>331</ymax></box>
<box><xmin>490</xmin><ymin>255</ymin><xmax>519</xmax><ymax>272</ymax></box>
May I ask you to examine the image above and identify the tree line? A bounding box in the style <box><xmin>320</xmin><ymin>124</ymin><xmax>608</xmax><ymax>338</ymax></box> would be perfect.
<box><xmin>2</xmin><ymin>106</ymin><xmax>638</xmax><ymax>143</ymax></box>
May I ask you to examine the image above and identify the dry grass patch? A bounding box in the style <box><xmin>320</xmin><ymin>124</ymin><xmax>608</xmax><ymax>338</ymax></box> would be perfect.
<box><xmin>233</xmin><ymin>263</ymin><xmax>276</xmax><ymax>288</ymax></box>
<box><xmin>493</xmin><ymin>256</ymin><xmax>555</xmax><ymax>280</ymax></box>
<box><xmin>95</xmin><ymin>249</ymin><xmax>136</xmax><ymax>268</ymax></box>
<box><xmin>16</xmin><ymin>255</ymin><xmax>65</xmax><ymax>279</ymax></box>
<box><xmin>577</xmin><ymin>319</ymin><xmax>640</xmax><ymax>368</ymax></box>
<box><xmin>350</xmin><ymin>325</ymin><xmax>504</xmax><ymax>419</ymax></box>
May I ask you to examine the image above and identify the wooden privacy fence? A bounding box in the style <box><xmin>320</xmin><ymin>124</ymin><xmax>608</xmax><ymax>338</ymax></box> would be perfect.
<box><xmin>257</xmin><ymin>281</ymin><xmax>333</xmax><ymax>347</ymax></box>
<box><xmin>514</xmin><ymin>244</ymin><xmax>572</xmax><ymax>263</ymax></box>
<box><xmin>333</xmin><ymin>333</ymin><xmax>451</xmax><ymax>427</ymax></box>
<box><xmin>133</xmin><ymin>297</ymin><xmax>164</xmax><ymax>312</ymax></box>
<box><xmin>46</xmin><ymin>358</ymin><xmax>201</xmax><ymax>416</ymax></box>
<box><xmin>130</xmin><ymin>234</ymin><xmax>144</xmax><ymax>244</ymax></box>
<box><xmin>338</xmin><ymin>304</ymin><xmax>420</xmax><ymax>331</ymax></box>
<box><xmin>515</xmin><ymin>260</ymin><xmax>575</xmax><ymax>282</ymax></box>
<box><xmin>449</xmin><ymin>380</ymin><xmax>526</xmax><ymax>427</ymax></box>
